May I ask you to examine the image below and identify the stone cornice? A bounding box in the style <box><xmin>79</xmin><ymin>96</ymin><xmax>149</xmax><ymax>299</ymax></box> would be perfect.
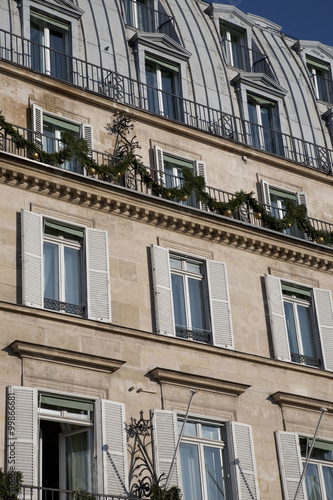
<box><xmin>9</xmin><ymin>340</ymin><xmax>125</xmax><ymax>373</ymax></box>
<box><xmin>271</xmin><ymin>391</ymin><xmax>333</xmax><ymax>413</ymax></box>
<box><xmin>149</xmin><ymin>367</ymin><xmax>250</xmax><ymax>396</ymax></box>
<box><xmin>1</xmin><ymin>155</ymin><xmax>333</xmax><ymax>271</ymax></box>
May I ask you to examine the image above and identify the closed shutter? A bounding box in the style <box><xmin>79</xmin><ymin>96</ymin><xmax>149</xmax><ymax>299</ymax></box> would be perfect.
<box><xmin>100</xmin><ymin>400</ymin><xmax>128</xmax><ymax>496</ymax></box>
<box><xmin>275</xmin><ymin>431</ymin><xmax>305</xmax><ymax>500</ymax></box>
<box><xmin>82</xmin><ymin>124</ymin><xmax>93</xmax><ymax>157</ymax></box>
<box><xmin>207</xmin><ymin>260</ymin><xmax>233</xmax><ymax>348</ymax></box>
<box><xmin>265</xmin><ymin>274</ymin><xmax>291</xmax><ymax>361</ymax></box>
<box><xmin>21</xmin><ymin>210</ymin><xmax>43</xmax><ymax>308</ymax></box>
<box><xmin>313</xmin><ymin>288</ymin><xmax>333</xmax><ymax>371</ymax></box>
<box><xmin>86</xmin><ymin>228</ymin><xmax>111</xmax><ymax>322</ymax></box>
<box><xmin>154</xmin><ymin>145</ymin><xmax>165</xmax><ymax>185</ymax></box>
<box><xmin>6</xmin><ymin>386</ymin><xmax>38</xmax><ymax>488</ymax></box>
<box><xmin>150</xmin><ymin>245</ymin><xmax>175</xmax><ymax>336</ymax></box>
<box><xmin>32</xmin><ymin>104</ymin><xmax>43</xmax><ymax>149</ymax></box>
<box><xmin>261</xmin><ymin>179</ymin><xmax>271</xmax><ymax>211</ymax></box>
<box><xmin>151</xmin><ymin>410</ymin><xmax>179</xmax><ymax>488</ymax></box>
<box><xmin>195</xmin><ymin>160</ymin><xmax>208</xmax><ymax>211</ymax></box>
<box><xmin>226</xmin><ymin>422</ymin><xmax>260</xmax><ymax>500</ymax></box>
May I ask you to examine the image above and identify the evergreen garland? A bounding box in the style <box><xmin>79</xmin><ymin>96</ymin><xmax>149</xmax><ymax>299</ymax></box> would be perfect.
<box><xmin>0</xmin><ymin>112</ymin><xmax>331</xmax><ymax>246</ymax></box>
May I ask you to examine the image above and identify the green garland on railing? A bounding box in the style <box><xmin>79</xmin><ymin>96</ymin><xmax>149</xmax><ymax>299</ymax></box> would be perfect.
<box><xmin>1</xmin><ymin>113</ymin><xmax>332</xmax><ymax>246</ymax></box>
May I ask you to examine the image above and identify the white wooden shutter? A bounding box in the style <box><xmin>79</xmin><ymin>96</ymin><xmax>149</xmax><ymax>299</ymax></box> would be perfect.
<box><xmin>195</xmin><ymin>160</ymin><xmax>208</xmax><ymax>211</ymax></box>
<box><xmin>207</xmin><ymin>260</ymin><xmax>233</xmax><ymax>348</ymax></box>
<box><xmin>313</xmin><ymin>288</ymin><xmax>333</xmax><ymax>371</ymax></box>
<box><xmin>154</xmin><ymin>145</ymin><xmax>165</xmax><ymax>185</ymax></box>
<box><xmin>82</xmin><ymin>124</ymin><xmax>93</xmax><ymax>156</ymax></box>
<box><xmin>6</xmin><ymin>386</ymin><xmax>38</xmax><ymax>488</ymax></box>
<box><xmin>150</xmin><ymin>245</ymin><xmax>175</xmax><ymax>336</ymax></box>
<box><xmin>32</xmin><ymin>104</ymin><xmax>43</xmax><ymax>149</ymax></box>
<box><xmin>296</xmin><ymin>192</ymin><xmax>308</xmax><ymax>214</ymax></box>
<box><xmin>261</xmin><ymin>179</ymin><xmax>271</xmax><ymax>211</ymax></box>
<box><xmin>226</xmin><ymin>422</ymin><xmax>260</xmax><ymax>500</ymax></box>
<box><xmin>100</xmin><ymin>400</ymin><xmax>128</xmax><ymax>496</ymax></box>
<box><xmin>86</xmin><ymin>228</ymin><xmax>111</xmax><ymax>322</ymax></box>
<box><xmin>265</xmin><ymin>274</ymin><xmax>291</xmax><ymax>361</ymax></box>
<box><xmin>152</xmin><ymin>410</ymin><xmax>179</xmax><ymax>488</ymax></box>
<box><xmin>275</xmin><ymin>431</ymin><xmax>306</xmax><ymax>500</ymax></box>
<box><xmin>21</xmin><ymin>210</ymin><xmax>43</xmax><ymax>308</ymax></box>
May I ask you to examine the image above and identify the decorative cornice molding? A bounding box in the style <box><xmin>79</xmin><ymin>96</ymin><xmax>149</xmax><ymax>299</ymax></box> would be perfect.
<box><xmin>1</xmin><ymin>159</ymin><xmax>333</xmax><ymax>270</ymax></box>
<box><xmin>271</xmin><ymin>391</ymin><xmax>333</xmax><ymax>413</ymax></box>
<box><xmin>9</xmin><ymin>340</ymin><xmax>125</xmax><ymax>373</ymax></box>
<box><xmin>149</xmin><ymin>367</ymin><xmax>250</xmax><ymax>396</ymax></box>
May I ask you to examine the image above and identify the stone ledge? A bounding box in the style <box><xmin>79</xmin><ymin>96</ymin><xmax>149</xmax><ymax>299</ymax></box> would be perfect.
<box><xmin>149</xmin><ymin>367</ymin><xmax>250</xmax><ymax>396</ymax></box>
<box><xmin>271</xmin><ymin>391</ymin><xmax>333</xmax><ymax>413</ymax></box>
<box><xmin>9</xmin><ymin>340</ymin><xmax>126</xmax><ymax>374</ymax></box>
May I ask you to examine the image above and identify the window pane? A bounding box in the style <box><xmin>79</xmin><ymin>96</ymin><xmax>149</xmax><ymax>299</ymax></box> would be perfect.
<box><xmin>50</xmin><ymin>28</ymin><xmax>67</xmax><ymax>79</ymax></box>
<box><xmin>248</xmin><ymin>101</ymin><xmax>261</xmax><ymax>149</ymax></box>
<box><xmin>297</xmin><ymin>304</ymin><xmax>316</xmax><ymax>358</ymax></box>
<box><xmin>178</xmin><ymin>420</ymin><xmax>197</xmax><ymax>437</ymax></box>
<box><xmin>170</xmin><ymin>257</ymin><xmax>182</xmax><ymax>270</ymax></box>
<box><xmin>31</xmin><ymin>21</ymin><xmax>44</xmax><ymax>72</ymax></box>
<box><xmin>260</xmin><ymin>107</ymin><xmax>274</xmax><ymax>153</ymax></box>
<box><xmin>202</xmin><ymin>425</ymin><xmax>221</xmax><ymax>440</ymax></box>
<box><xmin>323</xmin><ymin>466</ymin><xmax>333</xmax><ymax>500</ymax></box>
<box><xmin>44</xmin><ymin>242</ymin><xmax>59</xmax><ymax>301</ymax></box>
<box><xmin>171</xmin><ymin>273</ymin><xmax>186</xmax><ymax>328</ymax></box>
<box><xmin>187</xmin><ymin>262</ymin><xmax>201</xmax><ymax>274</ymax></box>
<box><xmin>283</xmin><ymin>301</ymin><xmax>299</xmax><ymax>354</ymax></box>
<box><xmin>188</xmin><ymin>278</ymin><xmax>206</xmax><ymax>331</ymax></box>
<box><xmin>64</xmin><ymin>247</ymin><xmax>81</xmax><ymax>306</ymax></box>
<box><xmin>305</xmin><ymin>463</ymin><xmax>323</xmax><ymax>500</ymax></box>
<box><xmin>179</xmin><ymin>443</ymin><xmax>203</xmax><ymax>500</ymax></box>
<box><xmin>145</xmin><ymin>62</ymin><xmax>159</xmax><ymax>114</ymax></box>
<box><xmin>161</xmin><ymin>68</ymin><xmax>176</xmax><ymax>119</ymax></box>
<box><xmin>204</xmin><ymin>446</ymin><xmax>225</xmax><ymax>500</ymax></box>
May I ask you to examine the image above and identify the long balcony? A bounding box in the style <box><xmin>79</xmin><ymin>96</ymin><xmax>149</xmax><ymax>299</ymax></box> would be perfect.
<box><xmin>1</xmin><ymin>122</ymin><xmax>333</xmax><ymax>248</ymax></box>
<box><xmin>1</xmin><ymin>29</ymin><xmax>333</xmax><ymax>174</ymax></box>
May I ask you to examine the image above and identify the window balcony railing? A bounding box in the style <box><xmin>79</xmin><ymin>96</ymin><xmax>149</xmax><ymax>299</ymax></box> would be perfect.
<box><xmin>20</xmin><ymin>485</ymin><xmax>135</xmax><ymax>500</ymax></box>
<box><xmin>44</xmin><ymin>298</ymin><xmax>85</xmax><ymax>316</ymax></box>
<box><xmin>1</xmin><ymin>28</ymin><xmax>333</xmax><ymax>174</ymax></box>
<box><xmin>176</xmin><ymin>327</ymin><xmax>212</xmax><ymax>344</ymax></box>
<box><xmin>309</xmin><ymin>73</ymin><xmax>333</xmax><ymax>104</ymax></box>
<box><xmin>221</xmin><ymin>38</ymin><xmax>273</xmax><ymax>77</ymax></box>
<box><xmin>123</xmin><ymin>0</ymin><xmax>174</xmax><ymax>38</ymax></box>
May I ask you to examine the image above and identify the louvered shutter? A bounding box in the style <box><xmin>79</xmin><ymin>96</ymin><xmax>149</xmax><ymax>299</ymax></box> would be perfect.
<box><xmin>21</xmin><ymin>210</ymin><xmax>43</xmax><ymax>308</ymax></box>
<box><xmin>154</xmin><ymin>145</ymin><xmax>165</xmax><ymax>185</ymax></box>
<box><xmin>6</xmin><ymin>386</ymin><xmax>38</xmax><ymax>489</ymax></box>
<box><xmin>265</xmin><ymin>275</ymin><xmax>291</xmax><ymax>361</ymax></box>
<box><xmin>296</xmin><ymin>192</ymin><xmax>308</xmax><ymax>213</ymax></box>
<box><xmin>152</xmin><ymin>410</ymin><xmax>179</xmax><ymax>488</ymax></box>
<box><xmin>82</xmin><ymin>124</ymin><xmax>93</xmax><ymax>157</ymax></box>
<box><xmin>150</xmin><ymin>245</ymin><xmax>175</xmax><ymax>336</ymax></box>
<box><xmin>261</xmin><ymin>179</ymin><xmax>271</xmax><ymax>211</ymax></box>
<box><xmin>207</xmin><ymin>260</ymin><xmax>233</xmax><ymax>348</ymax></box>
<box><xmin>86</xmin><ymin>228</ymin><xmax>111</xmax><ymax>322</ymax></box>
<box><xmin>100</xmin><ymin>400</ymin><xmax>128</xmax><ymax>496</ymax></box>
<box><xmin>32</xmin><ymin>104</ymin><xmax>43</xmax><ymax>149</ymax></box>
<box><xmin>226</xmin><ymin>422</ymin><xmax>260</xmax><ymax>500</ymax></box>
<box><xmin>195</xmin><ymin>160</ymin><xmax>208</xmax><ymax>211</ymax></box>
<box><xmin>275</xmin><ymin>431</ymin><xmax>305</xmax><ymax>500</ymax></box>
<box><xmin>313</xmin><ymin>288</ymin><xmax>333</xmax><ymax>371</ymax></box>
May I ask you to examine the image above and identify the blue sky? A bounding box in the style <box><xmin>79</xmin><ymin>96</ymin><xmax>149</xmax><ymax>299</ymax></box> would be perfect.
<box><xmin>214</xmin><ymin>0</ymin><xmax>333</xmax><ymax>47</ymax></box>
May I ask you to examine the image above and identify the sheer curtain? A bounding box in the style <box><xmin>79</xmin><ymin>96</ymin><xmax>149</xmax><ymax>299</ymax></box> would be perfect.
<box><xmin>180</xmin><ymin>443</ymin><xmax>202</xmax><ymax>500</ymax></box>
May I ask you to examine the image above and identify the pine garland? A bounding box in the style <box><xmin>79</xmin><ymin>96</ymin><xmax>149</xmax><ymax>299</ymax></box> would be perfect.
<box><xmin>0</xmin><ymin>113</ymin><xmax>331</xmax><ymax>246</ymax></box>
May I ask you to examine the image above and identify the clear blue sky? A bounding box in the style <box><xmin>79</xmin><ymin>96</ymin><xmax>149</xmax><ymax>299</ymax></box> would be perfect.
<box><xmin>214</xmin><ymin>0</ymin><xmax>333</xmax><ymax>47</ymax></box>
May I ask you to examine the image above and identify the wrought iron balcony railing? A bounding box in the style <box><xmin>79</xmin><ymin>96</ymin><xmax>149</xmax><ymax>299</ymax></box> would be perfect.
<box><xmin>309</xmin><ymin>73</ymin><xmax>333</xmax><ymax>104</ymax></box>
<box><xmin>20</xmin><ymin>485</ymin><xmax>134</xmax><ymax>500</ymax></box>
<box><xmin>44</xmin><ymin>298</ymin><xmax>85</xmax><ymax>316</ymax></box>
<box><xmin>123</xmin><ymin>0</ymin><xmax>174</xmax><ymax>38</ymax></box>
<box><xmin>291</xmin><ymin>352</ymin><xmax>321</xmax><ymax>367</ymax></box>
<box><xmin>221</xmin><ymin>39</ymin><xmax>273</xmax><ymax>77</ymax></box>
<box><xmin>1</xmin><ymin>29</ymin><xmax>333</xmax><ymax>174</ymax></box>
<box><xmin>176</xmin><ymin>327</ymin><xmax>212</xmax><ymax>344</ymax></box>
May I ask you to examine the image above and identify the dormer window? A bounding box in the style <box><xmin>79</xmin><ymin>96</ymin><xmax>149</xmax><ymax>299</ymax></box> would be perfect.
<box><xmin>124</xmin><ymin>0</ymin><xmax>151</xmax><ymax>31</ymax></box>
<box><xmin>145</xmin><ymin>55</ymin><xmax>179</xmax><ymax>119</ymax></box>
<box><xmin>306</xmin><ymin>56</ymin><xmax>331</xmax><ymax>102</ymax></box>
<box><xmin>220</xmin><ymin>22</ymin><xmax>247</xmax><ymax>70</ymax></box>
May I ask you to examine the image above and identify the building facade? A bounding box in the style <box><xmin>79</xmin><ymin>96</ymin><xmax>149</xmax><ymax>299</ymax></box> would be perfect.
<box><xmin>1</xmin><ymin>0</ymin><xmax>333</xmax><ymax>499</ymax></box>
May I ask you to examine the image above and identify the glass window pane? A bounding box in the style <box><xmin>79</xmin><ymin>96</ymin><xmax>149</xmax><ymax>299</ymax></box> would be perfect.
<box><xmin>171</xmin><ymin>273</ymin><xmax>186</xmax><ymax>328</ymax></box>
<box><xmin>44</xmin><ymin>242</ymin><xmax>59</xmax><ymax>301</ymax></box>
<box><xmin>170</xmin><ymin>257</ymin><xmax>182</xmax><ymax>269</ymax></box>
<box><xmin>188</xmin><ymin>278</ymin><xmax>206</xmax><ymax>331</ymax></box>
<box><xmin>248</xmin><ymin>101</ymin><xmax>261</xmax><ymax>149</ymax></box>
<box><xmin>178</xmin><ymin>420</ymin><xmax>197</xmax><ymax>437</ymax></box>
<box><xmin>179</xmin><ymin>443</ymin><xmax>203</xmax><ymax>500</ymax></box>
<box><xmin>204</xmin><ymin>446</ymin><xmax>225</xmax><ymax>500</ymax></box>
<box><xmin>161</xmin><ymin>68</ymin><xmax>176</xmax><ymax>119</ymax></box>
<box><xmin>64</xmin><ymin>247</ymin><xmax>81</xmax><ymax>306</ymax></box>
<box><xmin>323</xmin><ymin>466</ymin><xmax>333</xmax><ymax>500</ymax></box>
<box><xmin>297</xmin><ymin>305</ymin><xmax>316</xmax><ymax>359</ymax></box>
<box><xmin>305</xmin><ymin>463</ymin><xmax>323</xmax><ymax>500</ymax></box>
<box><xmin>202</xmin><ymin>425</ymin><xmax>221</xmax><ymax>440</ymax></box>
<box><xmin>187</xmin><ymin>262</ymin><xmax>201</xmax><ymax>274</ymax></box>
<box><xmin>283</xmin><ymin>301</ymin><xmax>299</xmax><ymax>355</ymax></box>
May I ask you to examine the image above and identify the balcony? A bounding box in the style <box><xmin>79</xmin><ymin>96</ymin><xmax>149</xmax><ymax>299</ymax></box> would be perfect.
<box><xmin>1</xmin><ymin>122</ymin><xmax>333</xmax><ymax>248</ymax></box>
<box><xmin>1</xmin><ymin>28</ymin><xmax>333</xmax><ymax>174</ymax></box>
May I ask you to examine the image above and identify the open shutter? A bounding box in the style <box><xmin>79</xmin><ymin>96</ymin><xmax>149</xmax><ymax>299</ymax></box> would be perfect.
<box><xmin>150</xmin><ymin>245</ymin><xmax>175</xmax><ymax>336</ymax></box>
<box><xmin>296</xmin><ymin>192</ymin><xmax>308</xmax><ymax>213</ymax></box>
<box><xmin>261</xmin><ymin>179</ymin><xmax>271</xmax><ymax>207</ymax></box>
<box><xmin>313</xmin><ymin>288</ymin><xmax>333</xmax><ymax>371</ymax></box>
<box><xmin>195</xmin><ymin>160</ymin><xmax>208</xmax><ymax>211</ymax></box>
<box><xmin>86</xmin><ymin>228</ymin><xmax>111</xmax><ymax>322</ymax></box>
<box><xmin>6</xmin><ymin>386</ymin><xmax>38</xmax><ymax>489</ymax></box>
<box><xmin>82</xmin><ymin>124</ymin><xmax>93</xmax><ymax>157</ymax></box>
<box><xmin>32</xmin><ymin>104</ymin><xmax>43</xmax><ymax>149</ymax></box>
<box><xmin>265</xmin><ymin>275</ymin><xmax>291</xmax><ymax>361</ymax></box>
<box><xmin>207</xmin><ymin>260</ymin><xmax>233</xmax><ymax>348</ymax></box>
<box><xmin>226</xmin><ymin>422</ymin><xmax>260</xmax><ymax>500</ymax></box>
<box><xmin>154</xmin><ymin>145</ymin><xmax>165</xmax><ymax>185</ymax></box>
<box><xmin>152</xmin><ymin>410</ymin><xmax>179</xmax><ymax>488</ymax></box>
<box><xmin>275</xmin><ymin>431</ymin><xmax>305</xmax><ymax>500</ymax></box>
<box><xmin>100</xmin><ymin>400</ymin><xmax>128</xmax><ymax>496</ymax></box>
<box><xmin>21</xmin><ymin>210</ymin><xmax>43</xmax><ymax>308</ymax></box>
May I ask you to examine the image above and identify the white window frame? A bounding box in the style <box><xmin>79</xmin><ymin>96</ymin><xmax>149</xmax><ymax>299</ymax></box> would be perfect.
<box><xmin>306</xmin><ymin>56</ymin><xmax>331</xmax><ymax>102</ymax></box>
<box><xmin>21</xmin><ymin>210</ymin><xmax>112</xmax><ymax>323</ymax></box>
<box><xmin>265</xmin><ymin>274</ymin><xmax>333</xmax><ymax>371</ymax></box>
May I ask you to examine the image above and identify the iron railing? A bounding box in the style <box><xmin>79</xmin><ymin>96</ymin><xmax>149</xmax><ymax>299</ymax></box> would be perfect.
<box><xmin>309</xmin><ymin>73</ymin><xmax>333</xmax><ymax>104</ymax></box>
<box><xmin>1</xmin><ymin>29</ymin><xmax>333</xmax><ymax>173</ymax></box>
<box><xmin>221</xmin><ymin>39</ymin><xmax>273</xmax><ymax>76</ymax></box>
<box><xmin>291</xmin><ymin>353</ymin><xmax>321</xmax><ymax>368</ymax></box>
<box><xmin>44</xmin><ymin>298</ymin><xmax>84</xmax><ymax>316</ymax></box>
<box><xmin>176</xmin><ymin>327</ymin><xmax>212</xmax><ymax>344</ymax></box>
<box><xmin>123</xmin><ymin>0</ymin><xmax>174</xmax><ymax>38</ymax></box>
<box><xmin>20</xmin><ymin>485</ymin><xmax>134</xmax><ymax>500</ymax></box>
